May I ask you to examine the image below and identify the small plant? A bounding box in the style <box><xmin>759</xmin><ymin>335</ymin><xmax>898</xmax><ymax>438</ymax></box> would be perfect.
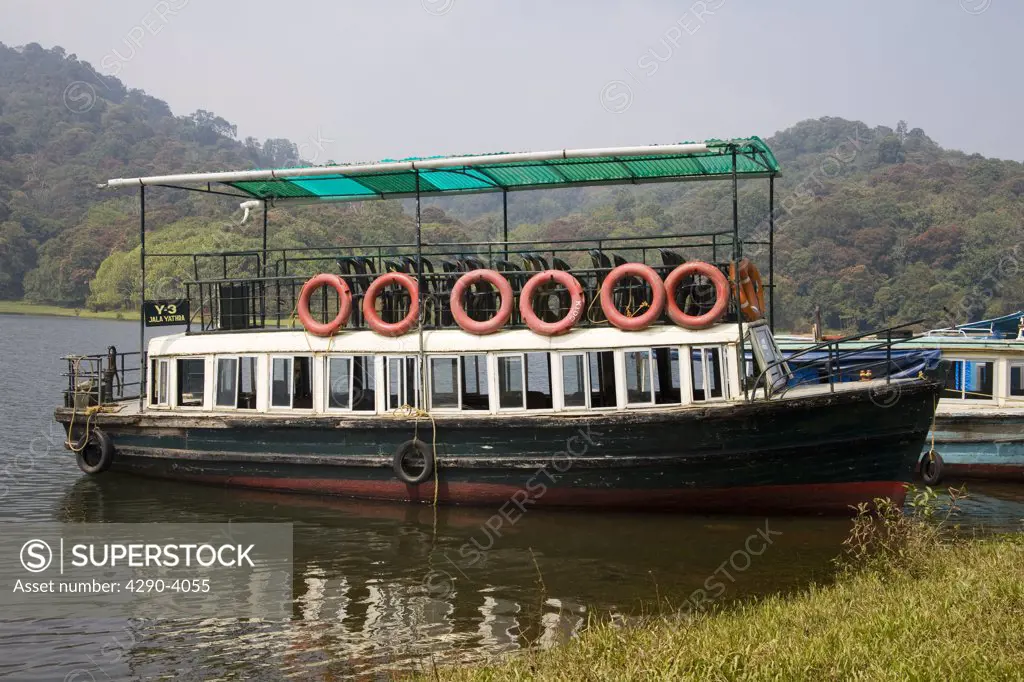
<box><xmin>838</xmin><ymin>484</ymin><xmax>966</xmax><ymax>576</ymax></box>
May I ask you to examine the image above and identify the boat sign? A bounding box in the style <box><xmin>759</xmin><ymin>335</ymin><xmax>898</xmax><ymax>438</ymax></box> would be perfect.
<box><xmin>144</xmin><ymin>300</ymin><xmax>189</xmax><ymax>327</ymax></box>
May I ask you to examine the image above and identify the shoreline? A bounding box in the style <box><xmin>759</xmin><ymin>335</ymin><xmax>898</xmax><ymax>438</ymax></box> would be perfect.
<box><xmin>428</xmin><ymin>534</ymin><xmax>1024</xmax><ymax>681</ymax></box>
<box><xmin>0</xmin><ymin>301</ymin><xmax>138</xmax><ymax>321</ymax></box>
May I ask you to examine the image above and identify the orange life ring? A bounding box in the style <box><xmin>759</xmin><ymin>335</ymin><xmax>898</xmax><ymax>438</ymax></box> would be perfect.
<box><xmin>362</xmin><ymin>272</ymin><xmax>420</xmax><ymax>337</ymax></box>
<box><xmin>729</xmin><ymin>258</ymin><xmax>765</xmax><ymax>321</ymax></box>
<box><xmin>297</xmin><ymin>273</ymin><xmax>352</xmax><ymax>337</ymax></box>
<box><xmin>450</xmin><ymin>269</ymin><xmax>514</xmax><ymax>335</ymax></box>
<box><xmin>664</xmin><ymin>261</ymin><xmax>729</xmax><ymax>329</ymax></box>
<box><xmin>519</xmin><ymin>270</ymin><xmax>585</xmax><ymax>336</ymax></box>
<box><xmin>599</xmin><ymin>262</ymin><xmax>666</xmax><ymax>331</ymax></box>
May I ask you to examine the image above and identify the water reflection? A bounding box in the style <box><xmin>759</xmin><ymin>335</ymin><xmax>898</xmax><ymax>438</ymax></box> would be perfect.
<box><xmin>4</xmin><ymin>471</ymin><xmax>1020</xmax><ymax>680</ymax></box>
<box><xmin>48</xmin><ymin>474</ymin><xmax>860</xmax><ymax>679</ymax></box>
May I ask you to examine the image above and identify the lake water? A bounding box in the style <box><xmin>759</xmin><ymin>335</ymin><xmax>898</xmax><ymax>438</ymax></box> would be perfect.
<box><xmin>0</xmin><ymin>314</ymin><xmax>1021</xmax><ymax>680</ymax></box>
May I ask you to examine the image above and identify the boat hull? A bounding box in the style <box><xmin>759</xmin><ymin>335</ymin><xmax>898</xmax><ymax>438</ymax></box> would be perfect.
<box><xmin>925</xmin><ymin>413</ymin><xmax>1024</xmax><ymax>481</ymax></box>
<box><xmin>56</xmin><ymin>381</ymin><xmax>940</xmax><ymax>514</ymax></box>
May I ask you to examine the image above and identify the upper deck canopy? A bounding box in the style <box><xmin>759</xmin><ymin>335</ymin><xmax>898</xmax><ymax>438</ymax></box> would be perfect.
<box><xmin>103</xmin><ymin>137</ymin><xmax>779</xmax><ymax>202</ymax></box>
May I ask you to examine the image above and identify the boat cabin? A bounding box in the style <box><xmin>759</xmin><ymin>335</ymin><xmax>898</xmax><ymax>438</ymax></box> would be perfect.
<box><xmin>142</xmin><ymin>322</ymin><xmax>783</xmax><ymax>416</ymax></box>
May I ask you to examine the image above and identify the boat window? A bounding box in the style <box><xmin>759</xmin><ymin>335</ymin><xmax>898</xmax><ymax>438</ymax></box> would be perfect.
<box><xmin>327</xmin><ymin>357</ymin><xmax>352</xmax><ymax>409</ymax></box>
<box><xmin>237</xmin><ymin>357</ymin><xmax>257</xmax><ymax>409</ymax></box>
<box><xmin>430</xmin><ymin>356</ymin><xmax>460</xmax><ymax>409</ymax></box>
<box><xmin>386</xmin><ymin>356</ymin><xmax>420</xmax><ymax>410</ymax></box>
<box><xmin>526</xmin><ymin>353</ymin><xmax>553</xmax><ymax>409</ymax></box>
<box><xmin>461</xmin><ymin>354</ymin><xmax>489</xmax><ymax>410</ymax></box>
<box><xmin>352</xmin><ymin>356</ymin><xmax>376</xmax><ymax>411</ymax></box>
<box><xmin>652</xmin><ymin>347</ymin><xmax>681</xmax><ymax>405</ymax></box>
<box><xmin>215</xmin><ymin>358</ymin><xmax>238</xmax><ymax>408</ymax></box>
<box><xmin>149</xmin><ymin>358</ymin><xmax>169</xmax><ymax>406</ymax></box>
<box><xmin>271</xmin><ymin>357</ymin><xmax>292</xmax><ymax>408</ymax></box>
<box><xmin>561</xmin><ymin>351</ymin><xmax>616</xmax><ymax>409</ymax></box>
<box><xmin>940</xmin><ymin>359</ymin><xmax>993</xmax><ymax>400</ymax></box>
<box><xmin>497</xmin><ymin>355</ymin><xmax>524</xmax><ymax>409</ymax></box>
<box><xmin>176</xmin><ymin>358</ymin><xmax>205</xmax><ymax>408</ymax></box>
<box><xmin>624</xmin><ymin>350</ymin><xmax>654</xmax><ymax>405</ymax></box>
<box><xmin>497</xmin><ymin>353</ymin><xmax>551</xmax><ymax>410</ymax></box>
<box><xmin>271</xmin><ymin>356</ymin><xmax>313</xmax><ymax>409</ymax></box>
<box><xmin>691</xmin><ymin>347</ymin><xmax>726</xmax><ymax>401</ymax></box>
<box><xmin>561</xmin><ymin>353</ymin><xmax>587</xmax><ymax>408</ymax></box>
<box><xmin>589</xmin><ymin>351</ymin><xmax>616</xmax><ymax>408</ymax></box>
<box><xmin>1011</xmin><ymin>364</ymin><xmax>1024</xmax><ymax>397</ymax></box>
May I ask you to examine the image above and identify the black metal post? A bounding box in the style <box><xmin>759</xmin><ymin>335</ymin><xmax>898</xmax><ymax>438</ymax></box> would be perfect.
<box><xmin>502</xmin><ymin>190</ymin><xmax>509</xmax><ymax>260</ymax></box>
<box><xmin>769</xmin><ymin>174</ymin><xmax>775</xmax><ymax>332</ymax></box>
<box><xmin>731</xmin><ymin>148</ymin><xmax>747</xmax><ymax>400</ymax></box>
<box><xmin>886</xmin><ymin>329</ymin><xmax>892</xmax><ymax>384</ymax></box>
<box><xmin>415</xmin><ymin>171</ymin><xmax>426</xmax><ymax>408</ymax></box>
<box><xmin>415</xmin><ymin>171</ymin><xmax>424</xmax><ymax>301</ymax></box>
<box><xmin>262</xmin><ymin>200</ymin><xmax>268</xmax><ymax>277</ymax></box>
<box><xmin>138</xmin><ymin>184</ymin><xmax>146</xmax><ymax>410</ymax></box>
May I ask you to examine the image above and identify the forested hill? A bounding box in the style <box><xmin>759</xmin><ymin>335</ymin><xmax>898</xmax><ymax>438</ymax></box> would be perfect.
<box><xmin>2</xmin><ymin>42</ymin><xmax>1023</xmax><ymax>332</ymax></box>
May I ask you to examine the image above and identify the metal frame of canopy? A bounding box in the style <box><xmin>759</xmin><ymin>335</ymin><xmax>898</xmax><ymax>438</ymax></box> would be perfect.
<box><xmin>103</xmin><ymin>139</ymin><xmax>781</xmax><ymax>408</ymax></box>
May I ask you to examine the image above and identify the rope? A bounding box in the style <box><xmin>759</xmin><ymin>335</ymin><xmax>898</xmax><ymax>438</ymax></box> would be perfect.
<box><xmin>64</xmin><ymin>356</ymin><xmax>119</xmax><ymax>452</ymax></box>
<box><xmin>926</xmin><ymin>393</ymin><xmax>938</xmax><ymax>465</ymax></box>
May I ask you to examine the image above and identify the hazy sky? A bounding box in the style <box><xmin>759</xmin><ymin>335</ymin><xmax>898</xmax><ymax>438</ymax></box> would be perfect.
<box><xmin>2</xmin><ymin>0</ymin><xmax>1020</xmax><ymax>162</ymax></box>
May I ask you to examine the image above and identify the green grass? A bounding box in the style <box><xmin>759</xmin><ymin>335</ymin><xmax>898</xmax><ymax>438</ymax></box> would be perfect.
<box><xmin>428</xmin><ymin>533</ymin><xmax>1024</xmax><ymax>681</ymax></box>
<box><xmin>0</xmin><ymin>300</ymin><xmax>138</xmax><ymax>321</ymax></box>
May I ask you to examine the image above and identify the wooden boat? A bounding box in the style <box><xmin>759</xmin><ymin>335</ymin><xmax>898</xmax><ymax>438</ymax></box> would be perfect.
<box><xmin>53</xmin><ymin>139</ymin><xmax>940</xmax><ymax>514</ymax></box>
<box><xmin>777</xmin><ymin>312</ymin><xmax>1024</xmax><ymax>483</ymax></box>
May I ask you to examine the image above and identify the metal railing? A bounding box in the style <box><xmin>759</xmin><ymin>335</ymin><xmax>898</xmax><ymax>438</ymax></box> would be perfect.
<box><xmin>751</xmin><ymin>320</ymin><xmax>927</xmax><ymax>400</ymax></box>
<box><xmin>62</xmin><ymin>348</ymin><xmax>143</xmax><ymax>408</ymax></box>
<box><xmin>161</xmin><ymin>231</ymin><xmax>771</xmax><ymax>334</ymax></box>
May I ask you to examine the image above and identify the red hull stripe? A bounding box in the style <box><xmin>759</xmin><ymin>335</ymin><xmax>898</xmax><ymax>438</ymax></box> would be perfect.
<box><xmin>162</xmin><ymin>474</ymin><xmax>907</xmax><ymax>514</ymax></box>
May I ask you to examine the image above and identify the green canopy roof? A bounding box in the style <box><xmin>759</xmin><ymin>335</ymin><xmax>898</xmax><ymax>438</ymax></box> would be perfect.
<box><xmin>105</xmin><ymin>137</ymin><xmax>778</xmax><ymax>202</ymax></box>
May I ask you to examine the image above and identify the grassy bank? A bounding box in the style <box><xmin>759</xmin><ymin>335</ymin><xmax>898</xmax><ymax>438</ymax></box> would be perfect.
<box><xmin>432</xmin><ymin>511</ymin><xmax>1023</xmax><ymax>680</ymax></box>
<box><xmin>0</xmin><ymin>300</ymin><xmax>137</xmax><ymax>321</ymax></box>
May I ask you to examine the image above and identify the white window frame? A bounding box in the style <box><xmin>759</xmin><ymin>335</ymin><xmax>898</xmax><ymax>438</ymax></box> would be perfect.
<box><xmin>585</xmin><ymin>349</ymin><xmax>619</xmax><ymax>411</ymax></box>
<box><xmin>941</xmin><ymin>357</ymin><xmax>996</xmax><ymax>403</ymax></box>
<box><xmin>212</xmin><ymin>355</ymin><xmax>258</xmax><ymax>411</ymax></box>
<box><xmin>622</xmin><ymin>348</ymin><xmax>655</xmax><ymax>407</ymax></box>
<box><xmin>175</xmin><ymin>356</ymin><xmax>207</xmax><ymax>410</ymax></box>
<box><xmin>268</xmin><ymin>354</ymin><xmax>314</xmax><ymax>410</ymax></box>
<box><xmin>460</xmin><ymin>354</ymin><xmax>492</xmax><ymax>413</ymax></box>
<box><xmin>428</xmin><ymin>354</ymin><xmax>463</xmax><ymax>411</ymax></box>
<box><xmin>385</xmin><ymin>355</ymin><xmax>421</xmax><ymax>411</ymax></box>
<box><xmin>558</xmin><ymin>351</ymin><xmax>590</xmax><ymax>411</ymax></box>
<box><xmin>214</xmin><ymin>356</ymin><xmax>240</xmax><ymax>409</ymax></box>
<box><xmin>651</xmin><ymin>345</ymin><xmax>684</xmax><ymax>407</ymax></box>
<box><xmin>1009</xmin><ymin>361</ymin><xmax>1024</xmax><ymax>400</ymax></box>
<box><xmin>556</xmin><ymin>350</ymin><xmax>618</xmax><ymax>411</ymax></box>
<box><xmin>690</xmin><ymin>345</ymin><xmax>729</xmax><ymax>403</ymax></box>
<box><xmin>495</xmin><ymin>352</ymin><xmax>528</xmax><ymax>412</ymax></box>
<box><xmin>149</xmin><ymin>357</ymin><xmax>170</xmax><ymax>408</ymax></box>
<box><xmin>324</xmin><ymin>355</ymin><xmax>355</xmax><ymax>412</ymax></box>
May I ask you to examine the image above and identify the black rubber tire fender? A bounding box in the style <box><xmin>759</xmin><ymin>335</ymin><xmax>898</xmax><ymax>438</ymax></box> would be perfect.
<box><xmin>920</xmin><ymin>450</ymin><xmax>944</xmax><ymax>486</ymax></box>
<box><xmin>392</xmin><ymin>439</ymin><xmax>435</xmax><ymax>486</ymax></box>
<box><xmin>76</xmin><ymin>427</ymin><xmax>114</xmax><ymax>475</ymax></box>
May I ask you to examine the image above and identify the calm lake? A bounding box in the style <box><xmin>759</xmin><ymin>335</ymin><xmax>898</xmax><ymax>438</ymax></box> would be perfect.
<box><xmin>0</xmin><ymin>314</ymin><xmax>1021</xmax><ymax>680</ymax></box>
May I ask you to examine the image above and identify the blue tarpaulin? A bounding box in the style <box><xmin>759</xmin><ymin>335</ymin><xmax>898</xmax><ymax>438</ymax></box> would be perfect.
<box><xmin>749</xmin><ymin>348</ymin><xmax>942</xmax><ymax>387</ymax></box>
